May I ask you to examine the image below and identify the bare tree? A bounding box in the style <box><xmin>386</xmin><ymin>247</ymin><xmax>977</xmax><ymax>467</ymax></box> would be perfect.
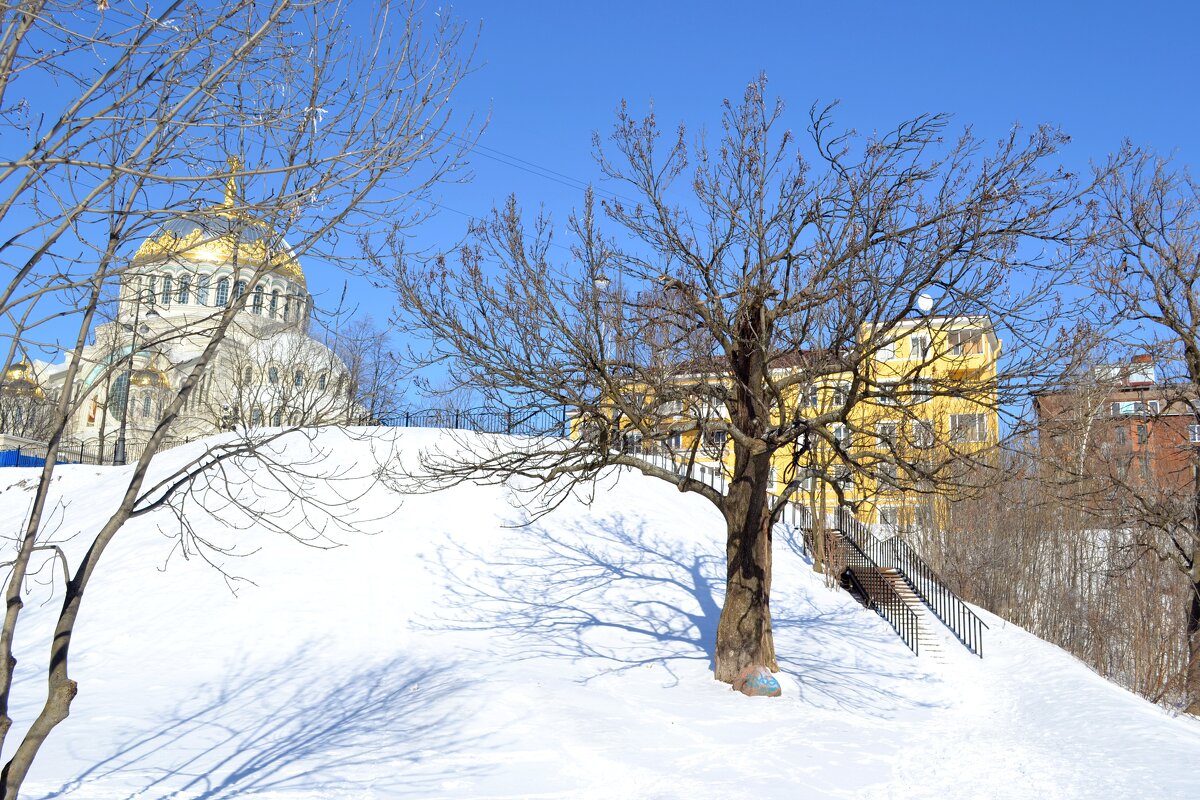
<box><xmin>1084</xmin><ymin>154</ymin><xmax>1200</xmax><ymax>713</ymax></box>
<box><xmin>331</xmin><ymin>316</ymin><xmax>405</xmax><ymax>423</ymax></box>
<box><xmin>388</xmin><ymin>77</ymin><xmax>1101</xmax><ymax>684</ymax></box>
<box><xmin>0</xmin><ymin>1</ymin><xmax>474</xmax><ymax>795</ymax></box>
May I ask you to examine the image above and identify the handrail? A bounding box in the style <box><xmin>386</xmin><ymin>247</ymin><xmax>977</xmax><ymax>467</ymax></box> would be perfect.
<box><xmin>800</xmin><ymin>526</ymin><xmax>920</xmax><ymax>656</ymax></box>
<box><xmin>828</xmin><ymin>505</ymin><xmax>986</xmax><ymax>657</ymax></box>
<box><xmin>890</xmin><ymin>536</ymin><xmax>988</xmax><ymax>657</ymax></box>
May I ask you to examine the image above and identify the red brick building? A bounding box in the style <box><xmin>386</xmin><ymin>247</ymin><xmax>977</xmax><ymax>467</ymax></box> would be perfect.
<box><xmin>1034</xmin><ymin>355</ymin><xmax>1200</xmax><ymax>492</ymax></box>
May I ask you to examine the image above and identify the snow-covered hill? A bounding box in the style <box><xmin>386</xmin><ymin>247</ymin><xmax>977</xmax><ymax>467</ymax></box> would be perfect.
<box><xmin>2</xmin><ymin>427</ymin><xmax>1198</xmax><ymax>799</ymax></box>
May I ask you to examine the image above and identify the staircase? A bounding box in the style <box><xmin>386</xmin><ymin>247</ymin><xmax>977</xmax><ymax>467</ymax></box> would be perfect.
<box><xmin>879</xmin><ymin>567</ymin><xmax>945</xmax><ymax>661</ymax></box>
<box><xmin>792</xmin><ymin>506</ymin><xmax>986</xmax><ymax>659</ymax></box>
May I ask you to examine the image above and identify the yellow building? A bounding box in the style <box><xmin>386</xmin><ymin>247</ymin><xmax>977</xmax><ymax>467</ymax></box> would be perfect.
<box><xmin>581</xmin><ymin>314</ymin><xmax>1001</xmax><ymax>530</ymax></box>
<box><xmin>797</xmin><ymin>315</ymin><xmax>1001</xmax><ymax>529</ymax></box>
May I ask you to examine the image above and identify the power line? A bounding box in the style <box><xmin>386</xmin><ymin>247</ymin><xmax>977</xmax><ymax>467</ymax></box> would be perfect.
<box><xmin>436</xmin><ymin>131</ymin><xmax>641</xmax><ymax>207</ymax></box>
<box><xmin>411</xmin><ymin>194</ymin><xmax>574</xmax><ymax>253</ymax></box>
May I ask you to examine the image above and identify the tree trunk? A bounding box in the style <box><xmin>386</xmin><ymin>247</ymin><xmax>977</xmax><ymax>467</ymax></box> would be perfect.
<box><xmin>1187</xmin><ymin>467</ymin><xmax>1200</xmax><ymax>716</ymax></box>
<box><xmin>714</xmin><ymin>442</ymin><xmax>778</xmax><ymax>683</ymax></box>
<box><xmin>1186</xmin><ymin>577</ymin><xmax>1200</xmax><ymax>715</ymax></box>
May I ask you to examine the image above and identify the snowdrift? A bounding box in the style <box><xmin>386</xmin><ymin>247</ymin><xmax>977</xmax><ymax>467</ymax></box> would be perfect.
<box><xmin>0</xmin><ymin>427</ymin><xmax>1197</xmax><ymax>799</ymax></box>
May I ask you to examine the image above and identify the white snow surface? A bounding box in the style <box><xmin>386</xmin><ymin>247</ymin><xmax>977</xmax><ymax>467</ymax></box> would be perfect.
<box><xmin>1</xmin><ymin>426</ymin><xmax>1198</xmax><ymax>799</ymax></box>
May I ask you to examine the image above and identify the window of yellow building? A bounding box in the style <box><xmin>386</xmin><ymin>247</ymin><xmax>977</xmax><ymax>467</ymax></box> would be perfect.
<box><xmin>950</xmin><ymin>413</ymin><xmax>987</xmax><ymax>442</ymax></box>
<box><xmin>912</xmin><ymin>419</ymin><xmax>934</xmax><ymax>448</ymax></box>
<box><xmin>910</xmin><ymin>334</ymin><xmax>930</xmax><ymax>360</ymax></box>
<box><xmin>949</xmin><ymin>329</ymin><xmax>984</xmax><ymax>356</ymax></box>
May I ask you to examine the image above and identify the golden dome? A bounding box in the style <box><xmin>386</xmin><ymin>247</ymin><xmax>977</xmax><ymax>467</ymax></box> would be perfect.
<box><xmin>130</xmin><ymin>365</ymin><xmax>170</xmax><ymax>389</ymax></box>
<box><xmin>2</xmin><ymin>361</ymin><xmax>44</xmax><ymax>398</ymax></box>
<box><xmin>132</xmin><ymin>210</ymin><xmax>305</xmax><ymax>288</ymax></box>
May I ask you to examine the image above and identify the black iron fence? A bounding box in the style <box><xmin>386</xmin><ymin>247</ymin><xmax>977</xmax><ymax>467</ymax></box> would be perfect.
<box><xmin>891</xmin><ymin>536</ymin><xmax>987</xmax><ymax>657</ymax></box>
<box><xmin>372</xmin><ymin>406</ymin><xmax>569</xmax><ymax>437</ymax></box>
<box><xmin>0</xmin><ymin>438</ymin><xmax>195</xmax><ymax>468</ymax></box>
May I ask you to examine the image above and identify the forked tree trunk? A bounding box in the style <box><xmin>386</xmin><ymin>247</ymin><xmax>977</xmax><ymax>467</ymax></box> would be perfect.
<box><xmin>714</xmin><ymin>444</ymin><xmax>778</xmax><ymax>683</ymax></box>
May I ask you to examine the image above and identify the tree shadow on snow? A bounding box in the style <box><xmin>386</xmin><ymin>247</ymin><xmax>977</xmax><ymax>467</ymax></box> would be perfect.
<box><xmin>430</xmin><ymin>512</ymin><xmax>722</xmax><ymax>687</ymax></box>
<box><xmin>431</xmin><ymin>511</ymin><xmax>943</xmax><ymax>715</ymax></box>
<box><xmin>34</xmin><ymin>646</ymin><xmax>488</xmax><ymax>800</ymax></box>
<box><xmin>776</xmin><ymin>524</ymin><xmax>943</xmax><ymax>715</ymax></box>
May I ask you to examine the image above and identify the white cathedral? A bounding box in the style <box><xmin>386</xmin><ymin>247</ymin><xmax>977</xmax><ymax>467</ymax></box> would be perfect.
<box><xmin>2</xmin><ymin>180</ymin><xmax>358</xmax><ymax>461</ymax></box>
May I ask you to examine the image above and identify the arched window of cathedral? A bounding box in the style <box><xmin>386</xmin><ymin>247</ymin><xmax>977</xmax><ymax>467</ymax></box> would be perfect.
<box><xmin>234</xmin><ymin>281</ymin><xmax>247</xmax><ymax>302</ymax></box>
<box><xmin>161</xmin><ymin>275</ymin><xmax>172</xmax><ymax>306</ymax></box>
<box><xmin>318</xmin><ymin>372</ymin><xmax>327</xmax><ymax>390</ymax></box>
<box><xmin>251</xmin><ymin>407</ymin><xmax>263</xmax><ymax>426</ymax></box>
<box><xmin>197</xmin><ymin>275</ymin><xmax>210</xmax><ymax>306</ymax></box>
<box><xmin>109</xmin><ymin>374</ymin><xmax>129</xmax><ymax>421</ymax></box>
<box><xmin>147</xmin><ymin>276</ymin><xmax>157</xmax><ymax>306</ymax></box>
<box><xmin>293</xmin><ymin>370</ymin><xmax>304</xmax><ymax>388</ymax></box>
<box><xmin>269</xmin><ymin>289</ymin><xmax>280</xmax><ymax>319</ymax></box>
<box><xmin>243</xmin><ymin>366</ymin><xmax>253</xmax><ymax>384</ymax></box>
<box><xmin>252</xmin><ymin>285</ymin><xmax>264</xmax><ymax>315</ymax></box>
<box><xmin>141</xmin><ymin>393</ymin><xmax>151</xmax><ymax>418</ymax></box>
<box><xmin>268</xmin><ymin>366</ymin><xmax>279</xmax><ymax>385</ymax></box>
<box><xmin>283</xmin><ymin>294</ymin><xmax>291</xmax><ymax>321</ymax></box>
<box><xmin>178</xmin><ymin>275</ymin><xmax>190</xmax><ymax>305</ymax></box>
<box><xmin>216</xmin><ymin>278</ymin><xmax>230</xmax><ymax>306</ymax></box>
<box><xmin>271</xmin><ymin>409</ymin><xmax>282</xmax><ymax>426</ymax></box>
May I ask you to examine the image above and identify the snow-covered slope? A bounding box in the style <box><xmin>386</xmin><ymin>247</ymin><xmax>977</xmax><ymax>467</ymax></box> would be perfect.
<box><xmin>1</xmin><ymin>427</ymin><xmax>1198</xmax><ymax>799</ymax></box>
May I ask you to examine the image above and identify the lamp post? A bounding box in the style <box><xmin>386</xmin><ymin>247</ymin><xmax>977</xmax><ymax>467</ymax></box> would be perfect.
<box><xmin>114</xmin><ymin>291</ymin><xmax>157</xmax><ymax>465</ymax></box>
<box><xmin>592</xmin><ymin>273</ymin><xmax>615</xmax><ymax>451</ymax></box>
<box><xmin>594</xmin><ymin>272</ymin><xmax>610</xmax><ymax>353</ymax></box>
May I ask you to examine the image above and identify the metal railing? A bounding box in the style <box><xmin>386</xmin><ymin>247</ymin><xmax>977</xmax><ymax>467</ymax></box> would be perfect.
<box><xmin>372</xmin><ymin>407</ymin><xmax>568</xmax><ymax>437</ymax></box>
<box><xmin>799</xmin><ymin>523</ymin><xmax>920</xmax><ymax>655</ymax></box>
<box><xmin>0</xmin><ymin>437</ymin><xmax>193</xmax><ymax>468</ymax></box>
<box><xmin>830</xmin><ymin>504</ymin><xmax>987</xmax><ymax>658</ymax></box>
<box><xmin>891</xmin><ymin>536</ymin><xmax>988</xmax><ymax>657</ymax></box>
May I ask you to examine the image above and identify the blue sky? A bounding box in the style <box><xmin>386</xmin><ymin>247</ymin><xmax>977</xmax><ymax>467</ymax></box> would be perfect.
<box><xmin>9</xmin><ymin>2</ymin><xmax>1199</xmax><ymax>372</ymax></box>
<box><xmin>343</xmin><ymin>1</ymin><xmax>1199</xmax><ymax>323</ymax></box>
<box><xmin>402</xmin><ymin>0</ymin><xmax>1197</xmax><ymax>244</ymax></box>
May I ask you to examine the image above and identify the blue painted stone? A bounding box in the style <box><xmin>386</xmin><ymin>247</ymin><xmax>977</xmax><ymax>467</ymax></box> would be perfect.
<box><xmin>733</xmin><ymin>664</ymin><xmax>782</xmax><ymax>697</ymax></box>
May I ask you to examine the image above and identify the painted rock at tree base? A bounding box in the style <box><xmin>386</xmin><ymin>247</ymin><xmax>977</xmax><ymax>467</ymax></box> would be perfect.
<box><xmin>732</xmin><ymin>665</ymin><xmax>781</xmax><ymax>697</ymax></box>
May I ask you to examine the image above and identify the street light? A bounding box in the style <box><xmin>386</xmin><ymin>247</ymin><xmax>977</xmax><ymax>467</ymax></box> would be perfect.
<box><xmin>114</xmin><ymin>291</ymin><xmax>158</xmax><ymax>465</ymax></box>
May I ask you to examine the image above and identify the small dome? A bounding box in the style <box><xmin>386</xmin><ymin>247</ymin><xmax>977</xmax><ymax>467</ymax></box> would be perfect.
<box><xmin>130</xmin><ymin>365</ymin><xmax>170</xmax><ymax>389</ymax></box>
<box><xmin>132</xmin><ymin>209</ymin><xmax>305</xmax><ymax>288</ymax></box>
<box><xmin>2</xmin><ymin>361</ymin><xmax>44</xmax><ymax>398</ymax></box>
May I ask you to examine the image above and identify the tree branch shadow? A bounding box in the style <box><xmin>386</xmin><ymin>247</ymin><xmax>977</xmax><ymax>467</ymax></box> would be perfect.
<box><xmin>429</xmin><ymin>511</ymin><xmax>945</xmax><ymax>715</ymax></box>
<box><xmin>34</xmin><ymin>645</ymin><xmax>488</xmax><ymax>799</ymax></box>
<box><xmin>429</xmin><ymin>512</ymin><xmax>721</xmax><ymax>687</ymax></box>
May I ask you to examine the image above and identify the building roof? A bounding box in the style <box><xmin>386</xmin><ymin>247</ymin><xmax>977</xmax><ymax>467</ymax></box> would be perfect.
<box><xmin>132</xmin><ymin>208</ymin><xmax>305</xmax><ymax>287</ymax></box>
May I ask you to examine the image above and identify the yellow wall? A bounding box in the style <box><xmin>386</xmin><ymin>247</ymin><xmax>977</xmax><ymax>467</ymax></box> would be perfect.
<box><xmin>574</xmin><ymin>315</ymin><xmax>1002</xmax><ymax>529</ymax></box>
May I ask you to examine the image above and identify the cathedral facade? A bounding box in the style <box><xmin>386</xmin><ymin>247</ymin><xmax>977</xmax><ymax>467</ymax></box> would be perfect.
<box><xmin>5</xmin><ymin>189</ymin><xmax>356</xmax><ymax>461</ymax></box>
